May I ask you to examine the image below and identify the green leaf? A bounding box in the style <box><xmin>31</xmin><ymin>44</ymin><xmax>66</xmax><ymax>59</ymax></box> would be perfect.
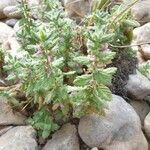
<box><xmin>52</xmin><ymin>57</ymin><xmax>64</xmax><ymax>68</ymax></box>
<box><xmin>100</xmin><ymin>33</ymin><xmax>114</xmax><ymax>43</ymax></box>
<box><xmin>39</xmin><ymin>30</ymin><xmax>46</xmax><ymax>42</ymax></box>
<box><xmin>94</xmin><ymin>84</ymin><xmax>112</xmax><ymax>103</ymax></box>
<box><xmin>73</xmin><ymin>56</ymin><xmax>91</xmax><ymax>65</ymax></box>
<box><xmin>42</xmin><ymin>130</ymin><xmax>50</xmax><ymax>139</ymax></box>
<box><xmin>74</xmin><ymin>74</ymin><xmax>92</xmax><ymax>86</ymax></box>
<box><xmin>123</xmin><ymin>20</ymin><xmax>140</xmax><ymax>28</ymax></box>
<box><xmin>97</xmin><ymin>51</ymin><xmax>116</xmax><ymax>63</ymax></box>
<box><xmin>93</xmin><ymin>67</ymin><xmax>117</xmax><ymax>85</ymax></box>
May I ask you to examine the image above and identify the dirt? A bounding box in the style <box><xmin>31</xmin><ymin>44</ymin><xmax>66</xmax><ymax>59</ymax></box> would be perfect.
<box><xmin>109</xmin><ymin>48</ymin><xmax>137</xmax><ymax>101</ymax></box>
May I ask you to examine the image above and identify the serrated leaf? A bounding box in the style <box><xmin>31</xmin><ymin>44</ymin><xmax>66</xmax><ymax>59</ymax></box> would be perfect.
<box><xmin>73</xmin><ymin>56</ymin><xmax>91</xmax><ymax>65</ymax></box>
<box><xmin>94</xmin><ymin>84</ymin><xmax>112</xmax><ymax>103</ymax></box>
<box><xmin>42</xmin><ymin>130</ymin><xmax>50</xmax><ymax>139</ymax></box>
<box><xmin>74</xmin><ymin>74</ymin><xmax>92</xmax><ymax>86</ymax></box>
<box><xmin>97</xmin><ymin>51</ymin><xmax>116</xmax><ymax>63</ymax></box>
<box><xmin>100</xmin><ymin>33</ymin><xmax>114</xmax><ymax>43</ymax></box>
<box><xmin>123</xmin><ymin>20</ymin><xmax>140</xmax><ymax>27</ymax></box>
<box><xmin>93</xmin><ymin>67</ymin><xmax>117</xmax><ymax>85</ymax></box>
<box><xmin>52</xmin><ymin>57</ymin><xmax>64</xmax><ymax>68</ymax></box>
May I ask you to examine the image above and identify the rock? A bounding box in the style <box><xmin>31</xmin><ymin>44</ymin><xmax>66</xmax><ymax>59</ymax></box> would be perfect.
<box><xmin>64</xmin><ymin>0</ymin><xmax>92</xmax><ymax>23</ymax></box>
<box><xmin>0</xmin><ymin>126</ymin><xmax>38</xmax><ymax>150</ymax></box>
<box><xmin>91</xmin><ymin>148</ymin><xmax>98</xmax><ymax>150</ymax></box>
<box><xmin>5</xmin><ymin>18</ymin><xmax>18</xmax><ymax>27</ymax></box>
<box><xmin>0</xmin><ymin>0</ymin><xmax>17</xmax><ymax>19</ymax></box>
<box><xmin>131</xmin><ymin>0</ymin><xmax>150</xmax><ymax>25</ymax></box>
<box><xmin>132</xmin><ymin>23</ymin><xmax>150</xmax><ymax>61</ymax></box>
<box><xmin>0</xmin><ymin>126</ymin><xmax>13</xmax><ymax>136</ymax></box>
<box><xmin>0</xmin><ymin>22</ymin><xmax>14</xmax><ymax>44</ymax></box>
<box><xmin>43</xmin><ymin>123</ymin><xmax>79</xmax><ymax>150</ymax></box>
<box><xmin>130</xmin><ymin>100</ymin><xmax>150</xmax><ymax>125</ymax></box>
<box><xmin>104</xmin><ymin>131</ymin><xmax>148</xmax><ymax>150</ymax></box>
<box><xmin>132</xmin><ymin>23</ymin><xmax>150</xmax><ymax>45</ymax></box>
<box><xmin>13</xmin><ymin>20</ymin><xmax>20</xmax><ymax>32</ymax></box>
<box><xmin>140</xmin><ymin>44</ymin><xmax>150</xmax><ymax>60</ymax></box>
<box><xmin>144</xmin><ymin>112</ymin><xmax>150</xmax><ymax>140</ymax></box>
<box><xmin>125</xmin><ymin>72</ymin><xmax>150</xmax><ymax>100</ymax></box>
<box><xmin>3</xmin><ymin>5</ymin><xmax>21</xmax><ymax>19</ymax></box>
<box><xmin>0</xmin><ymin>96</ymin><xmax>26</xmax><ymax>125</ymax></box>
<box><xmin>78</xmin><ymin>95</ymin><xmax>148</xmax><ymax>149</ymax></box>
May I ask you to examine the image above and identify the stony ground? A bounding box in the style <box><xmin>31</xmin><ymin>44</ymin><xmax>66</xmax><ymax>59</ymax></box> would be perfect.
<box><xmin>0</xmin><ymin>0</ymin><xmax>150</xmax><ymax>150</ymax></box>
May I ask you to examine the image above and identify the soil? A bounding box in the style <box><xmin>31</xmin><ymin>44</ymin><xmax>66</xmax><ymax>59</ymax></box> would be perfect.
<box><xmin>109</xmin><ymin>48</ymin><xmax>137</xmax><ymax>101</ymax></box>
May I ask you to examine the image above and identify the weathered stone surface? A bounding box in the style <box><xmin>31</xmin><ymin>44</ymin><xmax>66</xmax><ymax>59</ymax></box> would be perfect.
<box><xmin>130</xmin><ymin>100</ymin><xmax>150</xmax><ymax>125</ymax></box>
<box><xmin>43</xmin><ymin>123</ymin><xmax>79</xmax><ymax>150</ymax></box>
<box><xmin>0</xmin><ymin>126</ymin><xmax>38</xmax><ymax>150</ymax></box>
<box><xmin>132</xmin><ymin>23</ymin><xmax>150</xmax><ymax>61</ymax></box>
<box><xmin>0</xmin><ymin>0</ymin><xmax>17</xmax><ymax>19</ymax></box>
<box><xmin>144</xmin><ymin>112</ymin><xmax>150</xmax><ymax>140</ymax></box>
<box><xmin>125</xmin><ymin>72</ymin><xmax>150</xmax><ymax>100</ymax></box>
<box><xmin>140</xmin><ymin>44</ymin><xmax>150</xmax><ymax>60</ymax></box>
<box><xmin>0</xmin><ymin>96</ymin><xmax>26</xmax><ymax>125</ymax></box>
<box><xmin>0</xmin><ymin>22</ymin><xmax>15</xmax><ymax>44</ymax></box>
<box><xmin>5</xmin><ymin>18</ymin><xmax>18</xmax><ymax>27</ymax></box>
<box><xmin>131</xmin><ymin>0</ymin><xmax>150</xmax><ymax>25</ymax></box>
<box><xmin>0</xmin><ymin>126</ymin><xmax>13</xmax><ymax>136</ymax></box>
<box><xmin>64</xmin><ymin>0</ymin><xmax>92</xmax><ymax>23</ymax></box>
<box><xmin>3</xmin><ymin>5</ymin><xmax>21</xmax><ymax>19</ymax></box>
<box><xmin>78</xmin><ymin>95</ymin><xmax>148</xmax><ymax>150</ymax></box>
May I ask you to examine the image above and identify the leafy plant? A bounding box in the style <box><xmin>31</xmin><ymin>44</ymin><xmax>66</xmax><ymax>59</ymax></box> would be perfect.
<box><xmin>138</xmin><ymin>61</ymin><xmax>150</xmax><ymax>78</ymax></box>
<box><xmin>28</xmin><ymin>107</ymin><xmax>59</xmax><ymax>139</ymax></box>
<box><xmin>1</xmin><ymin>0</ymin><xmax>136</xmax><ymax>138</ymax></box>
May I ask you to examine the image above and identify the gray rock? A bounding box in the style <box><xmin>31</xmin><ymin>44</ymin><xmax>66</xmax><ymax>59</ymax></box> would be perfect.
<box><xmin>0</xmin><ymin>22</ymin><xmax>14</xmax><ymax>44</ymax></box>
<box><xmin>125</xmin><ymin>72</ymin><xmax>150</xmax><ymax>100</ymax></box>
<box><xmin>91</xmin><ymin>148</ymin><xmax>98</xmax><ymax>150</ymax></box>
<box><xmin>0</xmin><ymin>126</ymin><xmax>13</xmax><ymax>136</ymax></box>
<box><xmin>5</xmin><ymin>18</ymin><xmax>18</xmax><ymax>27</ymax></box>
<box><xmin>0</xmin><ymin>0</ymin><xmax>17</xmax><ymax>19</ymax></box>
<box><xmin>64</xmin><ymin>0</ymin><xmax>92</xmax><ymax>23</ymax></box>
<box><xmin>144</xmin><ymin>112</ymin><xmax>150</xmax><ymax>140</ymax></box>
<box><xmin>0</xmin><ymin>96</ymin><xmax>26</xmax><ymax>125</ymax></box>
<box><xmin>3</xmin><ymin>6</ymin><xmax>21</xmax><ymax>19</ymax></box>
<box><xmin>43</xmin><ymin>123</ymin><xmax>79</xmax><ymax>150</ymax></box>
<box><xmin>131</xmin><ymin>0</ymin><xmax>150</xmax><ymax>25</ymax></box>
<box><xmin>13</xmin><ymin>20</ymin><xmax>20</xmax><ymax>32</ymax></box>
<box><xmin>132</xmin><ymin>23</ymin><xmax>150</xmax><ymax>61</ymax></box>
<box><xmin>0</xmin><ymin>126</ymin><xmax>38</xmax><ymax>150</ymax></box>
<box><xmin>130</xmin><ymin>100</ymin><xmax>150</xmax><ymax>125</ymax></box>
<box><xmin>78</xmin><ymin>95</ymin><xmax>148</xmax><ymax>150</ymax></box>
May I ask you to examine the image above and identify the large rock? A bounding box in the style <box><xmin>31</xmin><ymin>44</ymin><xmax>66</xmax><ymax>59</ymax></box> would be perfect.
<box><xmin>43</xmin><ymin>123</ymin><xmax>79</xmax><ymax>150</ymax></box>
<box><xmin>0</xmin><ymin>126</ymin><xmax>13</xmax><ymax>136</ymax></box>
<box><xmin>78</xmin><ymin>95</ymin><xmax>148</xmax><ymax>150</ymax></box>
<box><xmin>3</xmin><ymin>5</ymin><xmax>21</xmax><ymax>19</ymax></box>
<box><xmin>144</xmin><ymin>112</ymin><xmax>150</xmax><ymax>140</ymax></box>
<box><xmin>5</xmin><ymin>18</ymin><xmax>18</xmax><ymax>27</ymax></box>
<box><xmin>130</xmin><ymin>100</ymin><xmax>150</xmax><ymax>126</ymax></box>
<box><xmin>0</xmin><ymin>22</ymin><xmax>15</xmax><ymax>44</ymax></box>
<box><xmin>0</xmin><ymin>126</ymin><xmax>38</xmax><ymax>150</ymax></box>
<box><xmin>125</xmin><ymin>72</ymin><xmax>150</xmax><ymax>100</ymax></box>
<box><xmin>64</xmin><ymin>0</ymin><xmax>92</xmax><ymax>23</ymax></box>
<box><xmin>0</xmin><ymin>96</ymin><xmax>26</xmax><ymax>125</ymax></box>
<box><xmin>0</xmin><ymin>0</ymin><xmax>17</xmax><ymax>19</ymax></box>
<box><xmin>132</xmin><ymin>23</ymin><xmax>150</xmax><ymax>61</ymax></box>
<box><xmin>131</xmin><ymin>0</ymin><xmax>150</xmax><ymax>25</ymax></box>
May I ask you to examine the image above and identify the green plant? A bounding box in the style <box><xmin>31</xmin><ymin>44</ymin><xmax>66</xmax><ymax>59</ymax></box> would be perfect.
<box><xmin>1</xmin><ymin>0</ymin><xmax>136</xmax><ymax>138</ymax></box>
<box><xmin>138</xmin><ymin>61</ymin><xmax>150</xmax><ymax>78</ymax></box>
<box><xmin>28</xmin><ymin>107</ymin><xmax>59</xmax><ymax>138</ymax></box>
